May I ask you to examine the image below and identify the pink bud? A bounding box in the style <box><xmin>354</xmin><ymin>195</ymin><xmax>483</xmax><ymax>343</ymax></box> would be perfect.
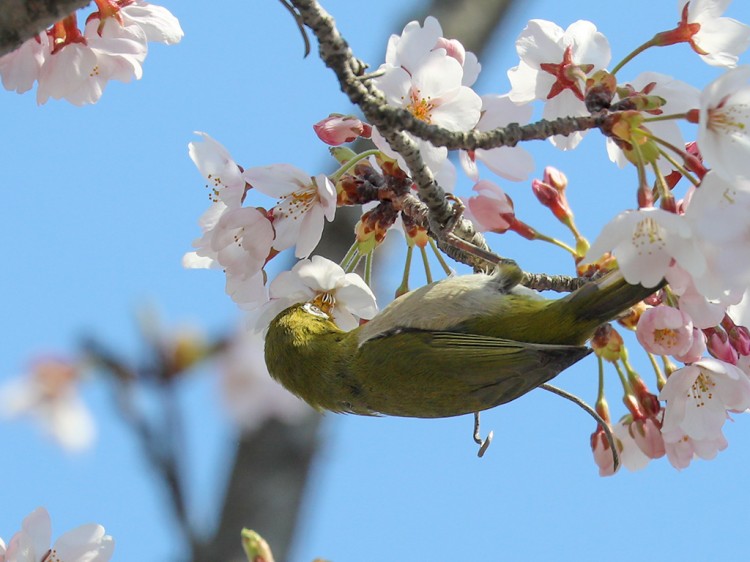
<box><xmin>705</xmin><ymin>327</ymin><xmax>739</xmax><ymax>365</ymax></box>
<box><xmin>466</xmin><ymin>180</ymin><xmax>515</xmax><ymax>233</ymax></box>
<box><xmin>630</xmin><ymin>416</ymin><xmax>666</xmax><ymax>459</ymax></box>
<box><xmin>722</xmin><ymin>316</ymin><xmax>750</xmax><ymax>356</ymax></box>
<box><xmin>313</xmin><ymin>114</ymin><xmax>369</xmax><ymax>146</ymax></box>
<box><xmin>433</xmin><ymin>37</ymin><xmax>466</xmax><ymax>66</ymax></box>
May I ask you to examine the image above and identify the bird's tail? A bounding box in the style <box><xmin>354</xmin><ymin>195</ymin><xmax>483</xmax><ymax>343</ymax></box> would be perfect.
<box><xmin>560</xmin><ymin>271</ymin><xmax>663</xmax><ymax>331</ymax></box>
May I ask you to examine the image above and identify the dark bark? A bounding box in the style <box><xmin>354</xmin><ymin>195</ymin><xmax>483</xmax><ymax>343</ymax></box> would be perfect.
<box><xmin>0</xmin><ymin>0</ymin><xmax>91</xmax><ymax>57</ymax></box>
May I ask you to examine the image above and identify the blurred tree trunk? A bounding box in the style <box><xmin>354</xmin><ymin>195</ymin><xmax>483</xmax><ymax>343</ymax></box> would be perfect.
<box><xmin>198</xmin><ymin>2</ymin><xmax>523</xmax><ymax>562</ymax></box>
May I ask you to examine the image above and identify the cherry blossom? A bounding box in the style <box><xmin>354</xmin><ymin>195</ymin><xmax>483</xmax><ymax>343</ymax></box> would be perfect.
<box><xmin>696</xmin><ymin>65</ymin><xmax>750</xmax><ymax>181</ymax></box>
<box><xmin>665</xmin><ymin>264</ymin><xmax>727</xmax><ymax>329</ymax></box>
<box><xmin>372</xmin><ymin>49</ymin><xmax>481</xmax><ymax>173</ymax></box>
<box><xmin>606</xmin><ymin>72</ymin><xmax>700</xmax><ymax>172</ymax></box>
<box><xmin>243</xmin><ymin>164</ymin><xmax>337</xmax><ymax>259</ymax></box>
<box><xmin>684</xmin><ymin>171</ymin><xmax>750</xmax><ymax>301</ymax></box>
<box><xmin>663</xmin><ymin>431</ymin><xmax>728</xmax><ymax>470</ymax></box>
<box><xmin>508</xmin><ymin>19</ymin><xmax>610</xmax><ymax>149</ymax></box>
<box><xmin>582</xmin><ymin>208</ymin><xmax>705</xmax><ymax>289</ymax></box>
<box><xmin>252</xmin><ymin>256</ymin><xmax>377</xmax><ymax>332</ymax></box>
<box><xmin>384</xmin><ymin>16</ymin><xmax>480</xmax><ymax>86</ymax></box>
<box><xmin>218</xmin><ymin>327</ymin><xmax>311</xmax><ymax>430</ymax></box>
<box><xmin>636</xmin><ymin>305</ymin><xmax>695</xmax><ymax>357</ymax></box>
<box><xmin>660</xmin><ymin>358</ymin><xmax>750</xmax><ymax>444</ymax></box>
<box><xmin>675</xmin><ymin>0</ymin><xmax>750</xmax><ymax>67</ymax></box>
<box><xmin>36</xmin><ymin>17</ymin><xmax>148</xmax><ymax>105</ymax></box>
<box><xmin>465</xmin><ymin>180</ymin><xmax>516</xmax><ymax>233</ymax></box>
<box><xmin>0</xmin><ymin>359</ymin><xmax>96</xmax><ymax>451</ymax></box>
<box><xmin>0</xmin><ymin>33</ymin><xmax>49</xmax><ymax>93</ymax></box>
<box><xmin>187</xmin><ymin>132</ymin><xmax>247</xmax><ymax>208</ymax></box>
<box><xmin>4</xmin><ymin>507</ymin><xmax>113</xmax><ymax>562</ymax></box>
<box><xmin>459</xmin><ymin>94</ymin><xmax>534</xmax><ymax>182</ymax></box>
<box><xmin>117</xmin><ymin>0</ymin><xmax>184</xmax><ymax>46</ymax></box>
<box><xmin>612</xmin><ymin>419</ymin><xmax>651</xmax><ymax>471</ymax></box>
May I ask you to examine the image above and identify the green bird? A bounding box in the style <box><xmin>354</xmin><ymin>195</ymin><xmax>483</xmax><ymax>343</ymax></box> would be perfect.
<box><xmin>264</xmin><ymin>262</ymin><xmax>657</xmax><ymax>418</ymax></box>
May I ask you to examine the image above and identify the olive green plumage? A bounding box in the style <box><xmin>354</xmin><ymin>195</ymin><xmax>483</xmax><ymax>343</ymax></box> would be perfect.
<box><xmin>264</xmin><ymin>265</ymin><xmax>657</xmax><ymax>418</ymax></box>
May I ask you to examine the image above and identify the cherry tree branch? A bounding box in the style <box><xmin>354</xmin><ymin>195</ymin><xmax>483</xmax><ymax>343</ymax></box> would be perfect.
<box><xmin>0</xmin><ymin>0</ymin><xmax>91</xmax><ymax>57</ymax></box>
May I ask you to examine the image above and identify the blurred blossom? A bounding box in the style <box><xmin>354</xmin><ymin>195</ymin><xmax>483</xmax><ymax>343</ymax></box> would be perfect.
<box><xmin>0</xmin><ymin>358</ymin><xmax>95</xmax><ymax>451</ymax></box>
<box><xmin>219</xmin><ymin>328</ymin><xmax>311</xmax><ymax>431</ymax></box>
<box><xmin>4</xmin><ymin>507</ymin><xmax>113</xmax><ymax>562</ymax></box>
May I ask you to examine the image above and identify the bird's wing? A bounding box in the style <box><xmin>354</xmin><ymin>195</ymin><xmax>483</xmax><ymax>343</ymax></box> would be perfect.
<box><xmin>353</xmin><ymin>330</ymin><xmax>591</xmax><ymax>418</ymax></box>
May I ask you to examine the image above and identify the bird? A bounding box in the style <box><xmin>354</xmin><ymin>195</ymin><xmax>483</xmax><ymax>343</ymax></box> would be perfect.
<box><xmin>264</xmin><ymin>262</ymin><xmax>657</xmax><ymax>419</ymax></box>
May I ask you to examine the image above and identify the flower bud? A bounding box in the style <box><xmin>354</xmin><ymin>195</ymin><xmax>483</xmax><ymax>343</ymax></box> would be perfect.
<box><xmin>313</xmin><ymin>114</ymin><xmax>371</xmax><ymax>146</ymax></box>
<box><xmin>591</xmin><ymin>324</ymin><xmax>624</xmax><ymax>362</ymax></box>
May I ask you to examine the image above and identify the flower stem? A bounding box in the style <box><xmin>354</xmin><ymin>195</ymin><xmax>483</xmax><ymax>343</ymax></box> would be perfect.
<box><xmin>329</xmin><ymin>149</ymin><xmax>380</xmax><ymax>182</ymax></box>
<box><xmin>611</xmin><ymin>37</ymin><xmax>659</xmax><ymax>76</ymax></box>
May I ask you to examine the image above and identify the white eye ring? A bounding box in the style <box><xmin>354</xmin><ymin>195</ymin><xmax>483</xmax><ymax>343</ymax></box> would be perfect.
<box><xmin>303</xmin><ymin>302</ymin><xmax>329</xmax><ymax>319</ymax></box>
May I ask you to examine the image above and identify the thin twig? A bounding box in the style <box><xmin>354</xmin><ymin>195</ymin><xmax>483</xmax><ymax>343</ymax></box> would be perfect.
<box><xmin>540</xmin><ymin>383</ymin><xmax>620</xmax><ymax>471</ymax></box>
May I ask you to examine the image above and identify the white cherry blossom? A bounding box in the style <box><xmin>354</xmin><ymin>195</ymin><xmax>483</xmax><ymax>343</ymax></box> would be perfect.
<box><xmin>119</xmin><ymin>0</ymin><xmax>184</xmax><ymax>45</ymax></box>
<box><xmin>384</xmin><ymin>16</ymin><xmax>480</xmax><ymax>86</ymax></box>
<box><xmin>243</xmin><ymin>164</ymin><xmax>336</xmax><ymax>259</ymax></box>
<box><xmin>677</xmin><ymin>0</ymin><xmax>750</xmax><ymax>67</ymax></box>
<box><xmin>508</xmin><ymin>19</ymin><xmax>610</xmax><ymax>149</ymax></box>
<box><xmin>37</xmin><ymin>18</ymin><xmax>147</xmax><ymax>105</ymax></box>
<box><xmin>684</xmin><ymin>171</ymin><xmax>750</xmax><ymax>301</ymax></box>
<box><xmin>0</xmin><ymin>33</ymin><xmax>49</xmax><ymax>93</ymax></box>
<box><xmin>459</xmin><ymin>94</ymin><xmax>534</xmax><ymax>182</ymax></box>
<box><xmin>696</xmin><ymin>65</ymin><xmax>750</xmax><ymax>181</ymax></box>
<box><xmin>582</xmin><ymin>207</ymin><xmax>705</xmax><ymax>288</ymax></box>
<box><xmin>373</xmin><ymin>49</ymin><xmax>481</xmax><ymax>173</ymax></box>
<box><xmin>252</xmin><ymin>256</ymin><xmax>378</xmax><ymax>332</ymax></box>
<box><xmin>4</xmin><ymin>507</ymin><xmax>113</xmax><ymax>562</ymax></box>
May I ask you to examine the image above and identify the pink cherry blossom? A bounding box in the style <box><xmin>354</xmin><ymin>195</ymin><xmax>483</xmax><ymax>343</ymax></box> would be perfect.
<box><xmin>636</xmin><ymin>305</ymin><xmax>694</xmax><ymax>357</ymax></box>
<box><xmin>696</xmin><ymin>65</ymin><xmax>750</xmax><ymax>181</ymax></box>
<box><xmin>660</xmin><ymin>357</ymin><xmax>750</xmax><ymax>443</ymax></box>
<box><xmin>663</xmin><ymin>431</ymin><xmax>728</xmax><ymax>469</ymax></box>
<box><xmin>243</xmin><ymin>164</ymin><xmax>337</xmax><ymax>259</ymax></box>
<box><xmin>4</xmin><ymin>507</ymin><xmax>113</xmax><ymax>562</ymax></box>
<box><xmin>508</xmin><ymin>19</ymin><xmax>610</xmax><ymax>149</ymax></box>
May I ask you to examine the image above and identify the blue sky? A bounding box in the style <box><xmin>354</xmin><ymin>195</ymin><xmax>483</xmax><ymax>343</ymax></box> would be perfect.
<box><xmin>1</xmin><ymin>0</ymin><xmax>749</xmax><ymax>560</ymax></box>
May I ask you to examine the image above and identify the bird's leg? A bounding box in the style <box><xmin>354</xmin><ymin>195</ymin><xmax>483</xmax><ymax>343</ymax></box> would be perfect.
<box><xmin>473</xmin><ymin>412</ymin><xmax>493</xmax><ymax>458</ymax></box>
<box><xmin>439</xmin><ymin>195</ymin><xmax>501</xmax><ymax>268</ymax></box>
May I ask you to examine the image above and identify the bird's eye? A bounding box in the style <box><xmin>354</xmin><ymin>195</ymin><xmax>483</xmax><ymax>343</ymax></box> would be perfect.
<box><xmin>303</xmin><ymin>302</ymin><xmax>329</xmax><ymax>319</ymax></box>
